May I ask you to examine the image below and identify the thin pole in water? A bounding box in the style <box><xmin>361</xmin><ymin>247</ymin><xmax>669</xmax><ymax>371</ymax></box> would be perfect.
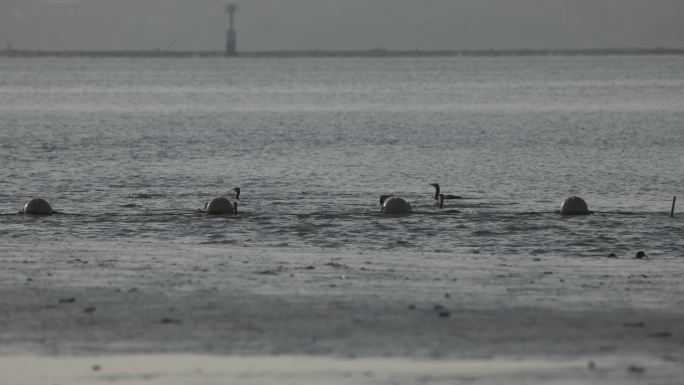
<box><xmin>671</xmin><ymin>196</ymin><xmax>677</xmax><ymax>218</ymax></box>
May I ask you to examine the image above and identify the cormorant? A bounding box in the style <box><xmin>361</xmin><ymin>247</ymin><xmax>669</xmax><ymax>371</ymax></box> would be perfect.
<box><xmin>429</xmin><ymin>183</ymin><xmax>462</xmax><ymax>207</ymax></box>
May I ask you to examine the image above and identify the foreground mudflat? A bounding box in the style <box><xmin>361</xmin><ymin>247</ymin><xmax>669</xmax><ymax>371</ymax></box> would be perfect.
<box><xmin>0</xmin><ymin>240</ymin><xmax>682</xmax><ymax>384</ymax></box>
<box><xmin>1</xmin><ymin>354</ymin><xmax>682</xmax><ymax>385</ymax></box>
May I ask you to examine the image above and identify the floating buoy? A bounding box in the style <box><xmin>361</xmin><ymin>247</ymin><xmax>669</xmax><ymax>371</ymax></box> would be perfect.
<box><xmin>203</xmin><ymin>197</ymin><xmax>237</xmax><ymax>215</ymax></box>
<box><xmin>381</xmin><ymin>196</ymin><xmax>412</xmax><ymax>214</ymax></box>
<box><xmin>22</xmin><ymin>198</ymin><xmax>53</xmax><ymax>215</ymax></box>
<box><xmin>559</xmin><ymin>196</ymin><xmax>589</xmax><ymax>215</ymax></box>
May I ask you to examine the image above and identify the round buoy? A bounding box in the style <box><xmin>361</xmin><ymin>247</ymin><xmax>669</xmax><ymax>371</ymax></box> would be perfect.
<box><xmin>204</xmin><ymin>197</ymin><xmax>235</xmax><ymax>215</ymax></box>
<box><xmin>22</xmin><ymin>198</ymin><xmax>53</xmax><ymax>215</ymax></box>
<box><xmin>381</xmin><ymin>196</ymin><xmax>412</xmax><ymax>214</ymax></box>
<box><xmin>559</xmin><ymin>196</ymin><xmax>589</xmax><ymax>215</ymax></box>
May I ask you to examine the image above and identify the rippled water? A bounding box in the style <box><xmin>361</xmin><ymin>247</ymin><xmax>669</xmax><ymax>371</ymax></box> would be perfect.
<box><xmin>1</xmin><ymin>55</ymin><xmax>683</xmax><ymax>257</ymax></box>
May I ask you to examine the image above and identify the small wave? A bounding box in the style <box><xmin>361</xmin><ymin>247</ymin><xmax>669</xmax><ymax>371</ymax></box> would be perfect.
<box><xmin>472</xmin><ymin>229</ymin><xmax>496</xmax><ymax>236</ymax></box>
<box><xmin>199</xmin><ymin>239</ymin><xmax>239</xmax><ymax>245</ymax></box>
<box><xmin>594</xmin><ymin>210</ymin><xmax>659</xmax><ymax>216</ymax></box>
<box><xmin>127</xmin><ymin>193</ymin><xmax>163</xmax><ymax>199</ymax></box>
<box><xmin>435</xmin><ymin>209</ymin><xmax>461</xmax><ymax>215</ymax></box>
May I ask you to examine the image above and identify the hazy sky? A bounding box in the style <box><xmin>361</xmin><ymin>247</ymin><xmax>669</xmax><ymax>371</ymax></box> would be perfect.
<box><xmin>1</xmin><ymin>0</ymin><xmax>683</xmax><ymax>51</ymax></box>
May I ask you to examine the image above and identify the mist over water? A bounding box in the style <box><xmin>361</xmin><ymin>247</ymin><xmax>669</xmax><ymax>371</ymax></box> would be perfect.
<box><xmin>1</xmin><ymin>55</ymin><xmax>683</xmax><ymax>257</ymax></box>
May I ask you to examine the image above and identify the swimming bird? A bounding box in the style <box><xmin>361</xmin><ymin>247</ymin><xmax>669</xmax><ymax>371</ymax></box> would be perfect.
<box><xmin>380</xmin><ymin>195</ymin><xmax>412</xmax><ymax>214</ymax></box>
<box><xmin>21</xmin><ymin>198</ymin><xmax>54</xmax><ymax>215</ymax></box>
<box><xmin>429</xmin><ymin>183</ymin><xmax>462</xmax><ymax>207</ymax></box>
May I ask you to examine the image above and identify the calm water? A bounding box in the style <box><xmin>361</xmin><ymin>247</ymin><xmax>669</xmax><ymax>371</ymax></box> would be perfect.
<box><xmin>1</xmin><ymin>55</ymin><xmax>683</xmax><ymax>257</ymax></box>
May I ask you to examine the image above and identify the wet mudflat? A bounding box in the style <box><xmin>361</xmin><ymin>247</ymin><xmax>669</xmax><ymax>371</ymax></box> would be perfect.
<box><xmin>0</xmin><ymin>240</ymin><xmax>683</xmax><ymax>384</ymax></box>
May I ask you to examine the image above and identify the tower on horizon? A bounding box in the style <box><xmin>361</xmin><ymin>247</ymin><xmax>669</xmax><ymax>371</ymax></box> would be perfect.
<box><xmin>225</xmin><ymin>4</ymin><xmax>238</xmax><ymax>56</ymax></box>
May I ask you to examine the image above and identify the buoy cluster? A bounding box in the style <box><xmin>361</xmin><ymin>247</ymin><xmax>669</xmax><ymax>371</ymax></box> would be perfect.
<box><xmin>17</xmin><ymin>185</ymin><xmax>592</xmax><ymax>217</ymax></box>
<box><xmin>379</xmin><ymin>183</ymin><xmax>592</xmax><ymax>216</ymax></box>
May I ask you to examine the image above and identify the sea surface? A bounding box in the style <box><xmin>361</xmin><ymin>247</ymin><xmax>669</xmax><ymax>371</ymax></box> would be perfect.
<box><xmin>0</xmin><ymin>55</ymin><xmax>682</xmax><ymax>257</ymax></box>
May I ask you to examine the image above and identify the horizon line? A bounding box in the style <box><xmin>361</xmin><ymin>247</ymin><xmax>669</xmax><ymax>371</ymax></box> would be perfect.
<box><xmin>2</xmin><ymin>47</ymin><xmax>683</xmax><ymax>58</ymax></box>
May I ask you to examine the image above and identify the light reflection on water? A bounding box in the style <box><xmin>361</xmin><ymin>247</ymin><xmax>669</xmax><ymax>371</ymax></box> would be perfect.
<box><xmin>0</xmin><ymin>56</ymin><xmax>683</xmax><ymax>257</ymax></box>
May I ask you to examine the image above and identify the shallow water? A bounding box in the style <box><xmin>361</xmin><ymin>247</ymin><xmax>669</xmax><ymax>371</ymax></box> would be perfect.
<box><xmin>1</xmin><ymin>55</ymin><xmax>683</xmax><ymax>257</ymax></box>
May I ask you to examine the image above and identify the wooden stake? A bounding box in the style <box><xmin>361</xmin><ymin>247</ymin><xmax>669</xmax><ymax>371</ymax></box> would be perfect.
<box><xmin>671</xmin><ymin>196</ymin><xmax>676</xmax><ymax>218</ymax></box>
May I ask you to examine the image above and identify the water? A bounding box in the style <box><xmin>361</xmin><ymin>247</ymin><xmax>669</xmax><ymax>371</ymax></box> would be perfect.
<box><xmin>1</xmin><ymin>55</ymin><xmax>683</xmax><ymax>257</ymax></box>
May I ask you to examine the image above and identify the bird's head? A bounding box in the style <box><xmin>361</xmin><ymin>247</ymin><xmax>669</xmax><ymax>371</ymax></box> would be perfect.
<box><xmin>429</xmin><ymin>183</ymin><xmax>440</xmax><ymax>199</ymax></box>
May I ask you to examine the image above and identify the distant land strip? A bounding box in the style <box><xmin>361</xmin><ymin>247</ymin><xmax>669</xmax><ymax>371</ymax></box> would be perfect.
<box><xmin>1</xmin><ymin>48</ymin><xmax>683</xmax><ymax>58</ymax></box>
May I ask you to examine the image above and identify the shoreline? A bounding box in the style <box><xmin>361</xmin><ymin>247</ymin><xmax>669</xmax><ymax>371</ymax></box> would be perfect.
<box><xmin>1</xmin><ymin>354</ymin><xmax>682</xmax><ymax>385</ymax></box>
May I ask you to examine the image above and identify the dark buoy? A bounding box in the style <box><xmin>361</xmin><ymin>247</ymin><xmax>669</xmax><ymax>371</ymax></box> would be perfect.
<box><xmin>203</xmin><ymin>197</ymin><xmax>237</xmax><ymax>215</ymax></box>
<box><xmin>559</xmin><ymin>196</ymin><xmax>589</xmax><ymax>215</ymax></box>
<box><xmin>380</xmin><ymin>196</ymin><xmax>412</xmax><ymax>214</ymax></box>
<box><xmin>202</xmin><ymin>187</ymin><xmax>240</xmax><ymax>215</ymax></box>
<box><xmin>22</xmin><ymin>198</ymin><xmax>53</xmax><ymax>215</ymax></box>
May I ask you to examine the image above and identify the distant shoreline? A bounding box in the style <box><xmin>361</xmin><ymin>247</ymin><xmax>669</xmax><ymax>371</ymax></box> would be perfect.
<box><xmin>1</xmin><ymin>47</ymin><xmax>683</xmax><ymax>58</ymax></box>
